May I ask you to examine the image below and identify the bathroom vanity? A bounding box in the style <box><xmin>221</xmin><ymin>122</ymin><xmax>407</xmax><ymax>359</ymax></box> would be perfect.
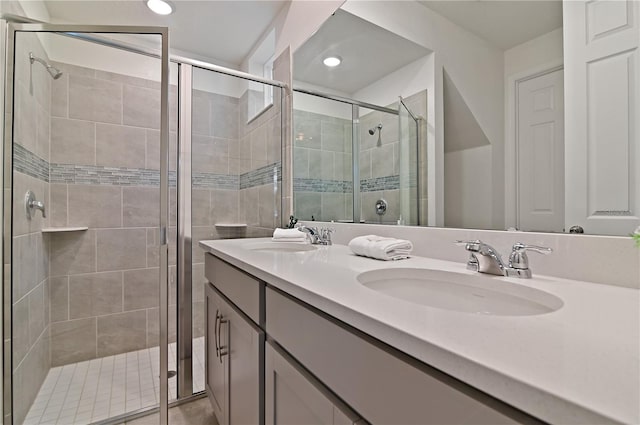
<box><xmin>200</xmin><ymin>238</ymin><xmax>639</xmax><ymax>425</ymax></box>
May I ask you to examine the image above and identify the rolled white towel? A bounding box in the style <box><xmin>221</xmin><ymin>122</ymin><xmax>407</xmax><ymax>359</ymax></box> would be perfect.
<box><xmin>348</xmin><ymin>235</ymin><xmax>413</xmax><ymax>260</ymax></box>
<box><xmin>272</xmin><ymin>228</ymin><xmax>307</xmax><ymax>242</ymax></box>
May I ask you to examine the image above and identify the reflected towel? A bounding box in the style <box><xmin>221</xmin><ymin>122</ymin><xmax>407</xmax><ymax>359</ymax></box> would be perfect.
<box><xmin>348</xmin><ymin>235</ymin><xmax>413</xmax><ymax>261</ymax></box>
<box><xmin>272</xmin><ymin>228</ymin><xmax>307</xmax><ymax>242</ymax></box>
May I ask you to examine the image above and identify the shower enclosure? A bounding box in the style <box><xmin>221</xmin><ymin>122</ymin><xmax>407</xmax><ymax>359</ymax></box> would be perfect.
<box><xmin>292</xmin><ymin>88</ymin><xmax>422</xmax><ymax>225</ymax></box>
<box><xmin>1</xmin><ymin>16</ymin><xmax>284</xmax><ymax>425</ymax></box>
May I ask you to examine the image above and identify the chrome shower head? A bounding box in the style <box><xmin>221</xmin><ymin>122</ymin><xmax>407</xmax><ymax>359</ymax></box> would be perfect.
<box><xmin>29</xmin><ymin>52</ymin><xmax>63</xmax><ymax>80</ymax></box>
<box><xmin>368</xmin><ymin>123</ymin><xmax>383</xmax><ymax>136</ymax></box>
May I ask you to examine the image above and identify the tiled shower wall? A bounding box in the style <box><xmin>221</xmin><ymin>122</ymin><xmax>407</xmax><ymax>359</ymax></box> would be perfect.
<box><xmin>46</xmin><ymin>61</ymin><xmax>181</xmax><ymax>368</ymax></box>
<box><xmin>11</xmin><ymin>33</ymin><xmax>52</xmax><ymax>424</ymax></box>
<box><xmin>292</xmin><ymin>109</ymin><xmax>352</xmax><ymax>222</ymax></box>
<box><xmin>189</xmin><ymin>83</ymin><xmax>282</xmax><ymax>325</ymax></box>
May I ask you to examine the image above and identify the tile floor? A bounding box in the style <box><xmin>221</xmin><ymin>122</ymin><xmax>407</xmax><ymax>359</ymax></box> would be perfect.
<box><xmin>24</xmin><ymin>337</ymin><xmax>205</xmax><ymax>425</ymax></box>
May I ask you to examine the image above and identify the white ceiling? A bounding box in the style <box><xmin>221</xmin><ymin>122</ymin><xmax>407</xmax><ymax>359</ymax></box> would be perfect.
<box><xmin>43</xmin><ymin>0</ymin><xmax>287</xmax><ymax>66</ymax></box>
<box><xmin>293</xmin><ymin>9</ymin><xmax>431</xmax><ymax>95</ymax></box>
<box><xmin>418</xmin><ymin>1</ymin><xmax>562</xmax><ymax>50</ymax></box>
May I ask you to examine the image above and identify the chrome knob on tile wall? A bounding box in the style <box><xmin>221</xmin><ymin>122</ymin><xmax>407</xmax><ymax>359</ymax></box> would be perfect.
<box><xmin>375</xmin><ymin>199</ymin><xmax>387</xmax><ymax>216</ymax></box>
<box><xmin>25</xmin><ymin>190</ymin><xmax>46</xmax><ymax>219</ymax></box>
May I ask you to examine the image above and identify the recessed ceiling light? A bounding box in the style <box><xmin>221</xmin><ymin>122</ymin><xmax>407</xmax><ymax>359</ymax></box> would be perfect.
<box><xmin>323</xmin><ymin>56</ymin><xmax>342</xmax><ymax>67</ymax></box>
<box><xmin>146</xmin><ymin>0</ymin><xmax>173</xmax><ymax>15</ymax></box>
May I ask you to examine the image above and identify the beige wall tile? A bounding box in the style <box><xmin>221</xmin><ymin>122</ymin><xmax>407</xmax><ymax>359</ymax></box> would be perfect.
<box><xmin>96</xmin><ymin>228</ymin><xmax>147</xmax><ymax>271</ymax></box>
<box><xmin>69</xmin><ymin>74</ymin><xmax>122</xmax><ymax>124</ymax></box>
<box><xmin>69</xmin><ymin>271</ymin><xmax>123</xmax><ymax>319</ymax></box>
<box><xmin>192</xmin><ymin>300</ymin><xmax>205</xmax><ymax>338</ymax></box>
<box><xmin>35</xmin><ymin>102</ymin><xmax>50</xmax><ymax>162</ymax></box>
<box><xmin>51</xmin><ymin>72</ymin><xmax>68</xmax><ymax>118</ymax></box>
<box><xmin>28</xmin><ymin>282</ymin><xmax>46</xmax><ymax>345</ymax></box>
<box><xmin>50</xmin><ymin>230</ymin><xmax>96</xmax><ymax>276</ymax></box>
<box><xmin>13</xmin><ymin>296</ymin><xmax>30</xmax><ymax>367</ymax></box>
<box><xmin>13</xmin><ymin>329</ymin><xmax>49</xmax><ymax>424</ymax></box>
<box><xmin>371</xmin><ymin>144</ymin><xmax>395</xmax><ymax>178</ymax></box>
<box><xmin>192</xmin><ymin>91</ymin><xmax>211</xmax><ymax>136</ymax></box>
<box><xmin>192</xmin><ymin>135</ymin><xmax>228</xmax><ymax>174</ymax></box>
<box><xmin>191</xmin><ymin>226</ymin><xmax>217</xmax><ymax>264</ymax></box>
<box><xmin>50</xmin><ymin>117</ymin><xmax>95</xmax><ymax>165</ymax></box>
<box><xmin>13</xmin><ymin>234</ymin><xmax>36</xmax><ymax>300</ymax></box>
<box><xmin>50</xmin><ymin>276</ymin><xmax>69</xmax><ymax>323</ymax></box>
<box><xmin>49</xmin><ymin>184</ymin><xmax>68</xmax><ymax>227</ymax></box>
<box><xmin>211</xmin><ymin>189</ymin><xmax>238</xmax><ymax>225</ymax></box>
<box><xmin>146</xmin><ymin>306</ymin><xmax>176</xmax><ymax>347</ymax></box>
<box><xmin>51</xmin><ymin>318</ymin><xmax>97</xmax><ymax>366</ymax></box>
<box><xmin>68</xmin><ymin>185</ymin><xmax>122</xmax><ymax>228</ymax></box>
<box><xmin>124</xmin><ymin>85</ymin><xmax>160</xmax><ymax>129</ymax></box>
<box><xmin>123</xmin><ymin>187</ymin><xmax>159</xmax><ymax>227</ymax></box>
<box><xmin>97</xmin><ymin>310</ymin><xmax>146</xmax><ymax>356</ymax></box>
<box><xmin>123</xmin><ymin>268</ymin><xmax>159</xmax><ymax>311</ymax></box>
<box><xmin>96</xmin><ymin>123</ymin><xmax>146</xmax><ymax>168</ymax></box>
<box><xmin>192</xmin><ymin>189</ymin><xmax>211</xmax><ymax>226</ymax></box>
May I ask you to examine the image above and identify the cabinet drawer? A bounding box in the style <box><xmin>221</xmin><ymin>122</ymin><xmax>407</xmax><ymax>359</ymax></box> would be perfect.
<box><xmin>265</xmin><ymin>340</ymin><xmax>362</xmax><ymax>425</ymax></box>
<box><xmin>266</xmin><ymin>287</ymin><xmax>538</xmax><ymax>425</ymax></box>
<box><xmin>205</xmin><ymin>254</ymin><xmax>262</xmax><ymax>325</ymax></box>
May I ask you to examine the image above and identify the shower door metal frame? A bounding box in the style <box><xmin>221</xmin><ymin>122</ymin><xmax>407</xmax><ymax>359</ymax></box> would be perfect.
<box><xmin>1</xmin><ymin>22</ymin><xmax>171</xmax><ymax>425</ymax></box>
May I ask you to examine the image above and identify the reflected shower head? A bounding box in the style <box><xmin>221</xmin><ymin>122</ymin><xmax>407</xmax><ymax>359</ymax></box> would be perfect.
<box><xmin>368</xmin><ymin>123</ymin><xmax>383</xmax><ymax>136</ymax></box>
<box><xmin>29</xmin><ymin>52</ymin><xmax>63</xmax><ymax>80</ymax></box>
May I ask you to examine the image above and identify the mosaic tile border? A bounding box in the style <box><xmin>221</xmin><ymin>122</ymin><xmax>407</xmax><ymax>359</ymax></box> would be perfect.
<box><xmin>13</xmin><ymin>144</ymin><xmax>49</xmax><ymax>182</ymax></box>
<box><xmin>293</xmin><ymin>178</ymin><xmax>353</xmax><ymax>193</ymax></box>
<box><xmin>360</xmin><ymin>175</ymin><xmax>400</xmax><ymax>192</ymax></box>
<box><xmin>239</xmin><ymin>162</ymin><xmax>282</xmax><ymax>190</ymax></box>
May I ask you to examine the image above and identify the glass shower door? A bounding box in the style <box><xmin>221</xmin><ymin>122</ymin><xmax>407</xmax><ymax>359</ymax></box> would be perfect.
<box><xmin>398</xmin><ymin>97</ymin><xmax>420</xmax><ymax>225</ymax></box>
<box><xmin>4</xmin><ymin>23</ymin><xmax>172</xmax><ymax>425</ymax></box>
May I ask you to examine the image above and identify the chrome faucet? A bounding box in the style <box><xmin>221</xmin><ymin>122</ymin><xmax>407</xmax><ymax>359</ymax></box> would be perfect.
<box><xmin>456</xmin><ymin>240</ymin><xmax>552</xmax><ymax>278</ymax></box>
<box><xmin>25</xmin><ymin>190</ymin><xmax>46</xmax><ymax>219</ymax></box>
<box><xmin>298</xmin><ymin>225</ymin><xmax>333</xmax><ymax>245</ymax></box>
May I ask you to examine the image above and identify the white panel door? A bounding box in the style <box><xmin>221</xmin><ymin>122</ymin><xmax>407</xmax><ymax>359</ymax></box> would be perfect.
<box><xmin>564</xmin><ymin>0</ymin><xmax>640</xmax><ymax>235</ymax></box>
<box><xmin>517</xmin><ymin>69</ymin><xmax>565</xmax><ymax>232</ymax></box>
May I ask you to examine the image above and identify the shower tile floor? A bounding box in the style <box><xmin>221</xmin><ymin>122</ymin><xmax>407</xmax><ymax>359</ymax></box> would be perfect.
<box><xmin>24</xmin><ymin>337</ymin><xmax>205</xmax><ymax>425</ymax></box>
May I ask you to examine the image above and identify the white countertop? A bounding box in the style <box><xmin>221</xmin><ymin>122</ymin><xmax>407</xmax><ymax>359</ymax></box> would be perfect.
<box><xmin>199</xmin><ymin>238</ymin><xmax>640</xmax><ymax>424</ymax></box>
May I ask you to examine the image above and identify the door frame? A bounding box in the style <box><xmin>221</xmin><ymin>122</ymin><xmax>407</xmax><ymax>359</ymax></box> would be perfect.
<box><xmin>2</xmin><ymin>21</ymin><xmax>170</xmax><ymax>425</ymax></box>
<box><xmin>504</xmin><ymin>60</ymin><xmax>564</xmax><ymax>230</ymax></box>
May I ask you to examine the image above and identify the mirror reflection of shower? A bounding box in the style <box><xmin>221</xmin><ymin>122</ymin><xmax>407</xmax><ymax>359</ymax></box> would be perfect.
<box><xmin>369</xmin><ymin>123</ymin><xmax>383</xmax><ymax>146</ymax></box>
<box><xmin>368</xmin><ymin>123</ymin><xmax>382</xmax><ymax>135</ymax></box>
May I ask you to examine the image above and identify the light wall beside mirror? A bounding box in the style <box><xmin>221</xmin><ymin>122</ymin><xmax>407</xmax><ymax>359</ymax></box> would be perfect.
<box><xmin>291</xmin><ymin>0</ymin><xmax>640</xmax><ymax>236</ymax></box>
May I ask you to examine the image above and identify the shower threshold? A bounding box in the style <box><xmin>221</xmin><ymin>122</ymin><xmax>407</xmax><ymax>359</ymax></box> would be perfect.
<box><xmin>23</xmin><ymin>337</ymin><xmax>205</xmax><ymax>425</ymax></box>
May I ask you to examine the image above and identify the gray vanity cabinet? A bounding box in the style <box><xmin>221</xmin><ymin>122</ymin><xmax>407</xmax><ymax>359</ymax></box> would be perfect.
<box><xmin>205</xmin><ymin>285</ymin><xmax>228</xmax><ymax>424</ymax></box>
<box><xmin>205</xmin><ymin>255</ymin><xmax>265</xmax><ymax>425</ymax></box>
<box><xmin>265</xmin><ymin>341</ymin><xmax>363</xmax><ymax>425</ymax></box>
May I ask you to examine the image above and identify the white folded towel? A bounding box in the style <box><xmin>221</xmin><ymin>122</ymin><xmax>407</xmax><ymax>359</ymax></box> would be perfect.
<box><xmin>348</xmin><ymin>235</ymin><xmax>413</xmax><ymax>261</ymax></box>
<box><xmin>272</xmin><ymin>228</ymin><xmax>307</xmax><ymax>242</ymax></box>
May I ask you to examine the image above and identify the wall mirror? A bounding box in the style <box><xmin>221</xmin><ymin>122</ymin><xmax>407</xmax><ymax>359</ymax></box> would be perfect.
<box><xmin>291</xmin><ymin>0</ymin><xmax>639</xmax><ymax>236</ymax></box>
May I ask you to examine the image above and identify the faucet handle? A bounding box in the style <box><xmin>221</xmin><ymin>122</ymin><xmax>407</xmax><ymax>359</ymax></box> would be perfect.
<box><xmin>509</xmin><ymin>243</ymin><xmax>552</xmax><ymax>270</ymax></box>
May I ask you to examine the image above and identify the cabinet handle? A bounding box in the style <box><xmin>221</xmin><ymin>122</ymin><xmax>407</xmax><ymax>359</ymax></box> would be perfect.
<box><xmin>218</xmin><ymin>316</ymin><xmax>229</xmax><ymax>363</ymax></box>
<box><xmin>214</xmin><ymin>309</ymin><xmax>220</xmax><ymax>358</ymax></box>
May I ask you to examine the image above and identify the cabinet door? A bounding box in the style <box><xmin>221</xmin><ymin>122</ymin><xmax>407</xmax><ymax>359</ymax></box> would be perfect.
<box><xmin>265</xmin><ymin>341</ymin><xmax>361</xmax><ymax>425</ymax></box>
<box><xmin>225</xmin><ymin>297</ymin><xmax>264</xmax><ymax>425</ymax></box>
<box><xmin>205</xmin><ymin>284</ymin><xmax>229</xmax><ymax>425</ymax></box>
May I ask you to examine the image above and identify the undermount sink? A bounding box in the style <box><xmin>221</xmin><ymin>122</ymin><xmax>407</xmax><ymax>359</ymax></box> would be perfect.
<box><xmin>244</xmin><ymin>242</ymin><xmax>317</xmax><ymax>253</ymax></box>
<box><xmin>357</xmin><ymin>268</ymin><xmax>563</xmax><ymax>316</ymax></box>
